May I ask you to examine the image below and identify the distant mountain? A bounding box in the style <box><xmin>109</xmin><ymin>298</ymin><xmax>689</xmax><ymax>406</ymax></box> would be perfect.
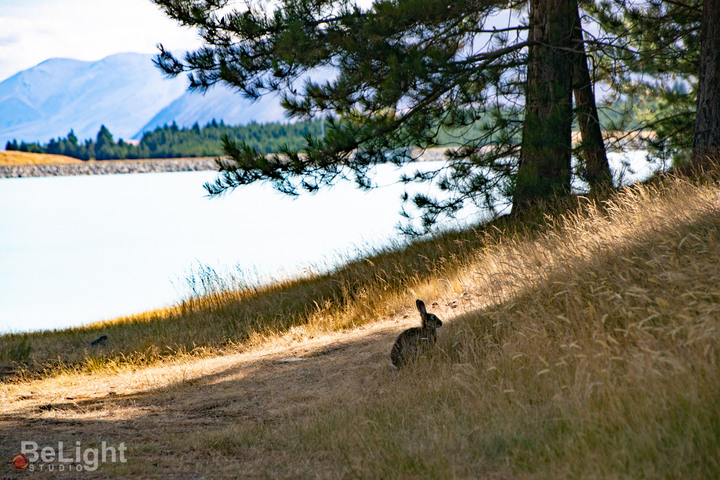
<box><xmin>0</xmin><ymin>53</ymin><xmax>289</xmax><ymax>147</ymax></box>
<box><xmin>0</xmin><ymin>54</ymin><xmax>188</xmax><ymax>146</ymax></box>
<box><xmin>136</xmin><ymin>85</ymin><xmax>287</xmax><ymax>137</ymax></box>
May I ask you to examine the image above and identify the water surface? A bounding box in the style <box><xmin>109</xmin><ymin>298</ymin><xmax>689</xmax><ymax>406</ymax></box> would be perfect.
<box><xmin>0</xmin><ymin>164</ymin><xmax>471</xmax><ymax>332</ymax></box>
<box><xmin>0</xmin><ymin>152</ymin><xmax>659</xmax><ymax>333</ymax></box>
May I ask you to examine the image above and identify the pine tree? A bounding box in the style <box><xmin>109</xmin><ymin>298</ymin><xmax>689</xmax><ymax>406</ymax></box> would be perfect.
<box><xmin>153</xmin><ymin>0</ymin><xmax>610</xmax><ymax>227</ymax></box>
<box><xmin>590</xmin><ymin>0</ymin><xmax>720</xmax><ymax>170</ymax></box>
<box><xmin>514</xmin><ymin>0</ymin><xmax>576</xmax><ymax>212</ymax></box>
<box><xmin>64</xmin><ymin>130</ymin><xmax>82</xmax><ymax>159</ymax></box>
<box><xmin>693</xmin><ymin>0</ymin><xmax>720</xmax><ymax>163</ymax></box>
<box><xmin>95</xmin><ymin>125</ymin><xmax>116</xmax><ymax>160</ymax></box>
<box><xmin>572</xmin><ymin>2</ymin><xmax>611</xmax><ymax>191</ymax></box>
<box><xmin>590</xmin><ymin>0</ymin><xmax>702</xmax><ymax>164</ymax></box>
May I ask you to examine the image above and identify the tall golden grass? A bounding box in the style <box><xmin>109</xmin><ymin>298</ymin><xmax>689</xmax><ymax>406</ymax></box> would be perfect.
<box><xmin>165</xmin><ymin>172</ymin><xmax>718</xmax><ymax>478</ymax></box>
<box><xmin>0</xmin><ymin>209</ymin><xmax>490</xmax><ymax>377</ymax></box>
<box><xmin>149</xmin><ymin>171</ymin><xmax>719</xmax><ymax>479</ymax></box>
<box><xmin>303</xmin><ymin>174</ymin><xmax>720</xmax><ymax>477</ymax></box>
<box><xmin>1</xmin><ymin>167</ymin><xmax>719</xmax><ymax>477</ymax></box>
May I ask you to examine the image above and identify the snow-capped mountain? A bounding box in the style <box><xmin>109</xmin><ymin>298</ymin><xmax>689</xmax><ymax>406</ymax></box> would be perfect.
<box><xmin>0</xmin><ymin>53</ymin><xmax>287</xmax><ymax>146</ymax></box>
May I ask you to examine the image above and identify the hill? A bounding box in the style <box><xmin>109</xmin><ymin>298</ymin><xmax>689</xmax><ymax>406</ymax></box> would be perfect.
<box><xmin>0</xmin><ymin>150</ymin><xmax>82</xmax><ymax>166</ymax></box>
<box><xmin>0</xmin><ymin>170</ymin><xmax>718</xmax><ymax>478</ymax></box>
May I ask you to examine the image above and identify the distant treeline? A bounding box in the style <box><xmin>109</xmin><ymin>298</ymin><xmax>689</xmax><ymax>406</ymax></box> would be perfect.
<box><xmin>4</xmin><ymin>106</ymin><xmax>636</xmax><ymax>161</ymax></box>
<box><xmin>4</xmin><ymin>119</ymin><xmax>324</xmax><ymax>160</ymax></box>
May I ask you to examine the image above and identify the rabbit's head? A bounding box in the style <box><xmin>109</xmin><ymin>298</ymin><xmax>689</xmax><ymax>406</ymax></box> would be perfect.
<box><xmin>416</xmin><ymin>299</ymin><xmax>442</xmax><ymax>328</ymax></box>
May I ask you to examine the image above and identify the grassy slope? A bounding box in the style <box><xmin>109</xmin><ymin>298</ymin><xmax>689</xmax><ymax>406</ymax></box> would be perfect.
<box><xmin>0</xmin><ymin>150</ymin><xmax>217</xmax><ymax>167</ymax></box>
<box><xmin>0</xmin><ymin>150</ymin><xmax>83</xmax><ymax>166</ymax></box>
<box><xmin>1</xmin><ymin>171</ymin><xmax>719</xmax><ymax>478</ymax></box>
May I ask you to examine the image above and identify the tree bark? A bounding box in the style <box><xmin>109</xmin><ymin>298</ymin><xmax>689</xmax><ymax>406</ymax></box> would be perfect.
<box><xmin>513</xmin><ymin>0</ymin><xmax>576</xmax><ymax>214</ymax></box>
<box><xmin>693</xmin><ymin>0</ymin><xmax>720</xmax><ymax>164</ymax></box>
<box><xmin>571</xmin><ymin>4</ymin><xmax>612</xmax><ymax>193</ymax></box>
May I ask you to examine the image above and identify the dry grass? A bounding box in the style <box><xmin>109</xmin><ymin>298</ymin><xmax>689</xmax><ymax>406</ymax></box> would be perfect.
<box><xmin>1</xmin><ymin>169</ymin><xmax>719</xmax><ymax>478</ymax></box>
<box><xmin>0</xmin><ymin>150</ymin><xmax>217</xmax><ymax>167</ymax></box>
<box><xmin>323</xmin><ymin>175</ymin><xmax>720</xmax><ymax>478</ymax></box>
<box><xmin>0</xmin><ymin>150</ymin><xmax>83</xmax><ymax>166</ymax></box>
<box><xmin>0</xmin><ymin>218</ymin><xmax>487</xmax><ymax>378</ymax></box>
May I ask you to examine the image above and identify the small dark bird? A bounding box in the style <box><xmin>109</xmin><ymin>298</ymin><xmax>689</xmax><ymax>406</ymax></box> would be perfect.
<box><xmin>89</xmin><ymin>335</ymin><xmax>108</xmax><ymax>347</ymax></box>
<box><xmin>390</xmin><ymin>299</ymin><xmax>443</xmax><ymax>367</ymax></box>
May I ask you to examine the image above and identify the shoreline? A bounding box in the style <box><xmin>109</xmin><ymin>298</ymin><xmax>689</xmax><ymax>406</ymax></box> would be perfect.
<box><xmin>0</xmin><ymin>129</ymin><xmax>654</xmax><ymax>179</ymax></box>
<box><xmin>0</xmin><ymin>157</ymin><xmax>219</xmax><ymax>178</ymax></box>
<box><xmin>0</xmin><ymin>149</ymin><xmax>452</xmax><ymax>179</ymax></box>
<box><xmin>0</xmin><ymin>141</ymin><xmax>649</xmax><ymax>179</ymax></box>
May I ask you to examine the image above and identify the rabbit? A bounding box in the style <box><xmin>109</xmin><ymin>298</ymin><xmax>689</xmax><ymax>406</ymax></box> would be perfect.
<box><xmin>390</xmin><ymin>299</ymin><xmax>443</xmax><ymax>367</ymax></box>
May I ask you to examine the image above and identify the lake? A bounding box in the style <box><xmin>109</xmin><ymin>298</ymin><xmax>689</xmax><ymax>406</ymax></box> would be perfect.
<box><xmin>0</xmin><ymin>152</ymin><xmax>660</xmax><ymax>333</ymax></box>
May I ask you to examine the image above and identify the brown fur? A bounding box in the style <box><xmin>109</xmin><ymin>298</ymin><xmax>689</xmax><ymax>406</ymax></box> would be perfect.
<box><xmin>390</xmin><ymin>299</ymin><xmax>443</xmax><ymax>367</ymax></box>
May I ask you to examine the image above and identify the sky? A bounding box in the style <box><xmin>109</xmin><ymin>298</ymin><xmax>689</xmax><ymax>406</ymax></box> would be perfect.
<box><xmin>0</xmin><ymin>0</ymin><xmax>203</xmax><ymax>82</ymax></box>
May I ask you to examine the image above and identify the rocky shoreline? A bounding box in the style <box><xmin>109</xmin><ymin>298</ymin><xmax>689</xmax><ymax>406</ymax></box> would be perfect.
<box><xmin>0</xmin><ymin>158</ymin><xmax>219</xmax><ymax>178</ymax></box>
<box><xmin>0</xmin><ymin>148</ymin><xmax>456</xmax><ymax>179</ymax></box>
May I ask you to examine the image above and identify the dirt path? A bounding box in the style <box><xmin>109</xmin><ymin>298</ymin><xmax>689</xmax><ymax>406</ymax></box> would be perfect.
<box><xmin>0</xmin><ymin>298</ymin><xmax>478</xmax><ymax>478</ymax></box>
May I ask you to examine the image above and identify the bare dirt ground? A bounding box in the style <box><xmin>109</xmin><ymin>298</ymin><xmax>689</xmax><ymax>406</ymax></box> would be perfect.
<box><xmin>0</xmin><ymin>298</ymin><xmax>478</xmax><ymax>479</ymax></box>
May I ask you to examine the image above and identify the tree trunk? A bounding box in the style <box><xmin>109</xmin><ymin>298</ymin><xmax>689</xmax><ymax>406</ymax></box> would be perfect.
<box><xmin>693</xmin><ymin>0</ymin><xmax>720</xmax><ymax>164</ymax></box>
<box><xmin>513</xmin><ymin>0</ymin><xmax>575</xmax><ymax>214</ymax></box>
<box><xmin>571</xmin><ymin>4</ymin><xmax>612</xmax><ymax>193</ymax></box>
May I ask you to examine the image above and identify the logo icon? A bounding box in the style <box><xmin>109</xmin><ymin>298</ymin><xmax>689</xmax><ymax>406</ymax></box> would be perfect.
<box><xmin>12</xmin><ymin>453</ymin><xmax>29</xmax><ymax>471</ymax></box>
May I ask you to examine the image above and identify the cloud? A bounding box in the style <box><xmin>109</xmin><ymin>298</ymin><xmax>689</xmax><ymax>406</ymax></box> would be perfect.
<box><xmin>0</xmin><ymin>0</ymin><xmax>201</xmax><ymax>81</ymax></box>
<box><xmin>0</xmin><ymin>31</ymin><xmax>20</xmax><ymax>47</ymax></box>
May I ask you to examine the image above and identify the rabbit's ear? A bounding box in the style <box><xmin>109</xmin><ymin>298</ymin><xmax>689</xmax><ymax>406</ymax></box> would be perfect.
<box><xmin>416</xmin><ymin>299</ymin><xmax>427</xmax><ymax>315</ymax></box>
